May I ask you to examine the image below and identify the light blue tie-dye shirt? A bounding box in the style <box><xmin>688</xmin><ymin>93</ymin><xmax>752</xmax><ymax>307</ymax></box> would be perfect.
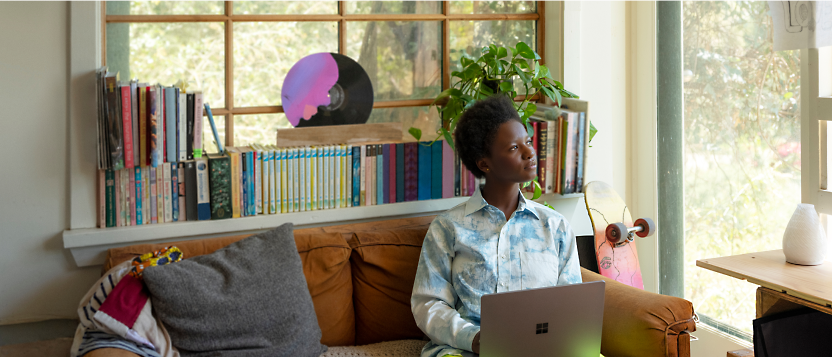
<box><xmin>411</xmin><ymin>186</ymin><xmax>582</xmax><ymax>357</ymax></box>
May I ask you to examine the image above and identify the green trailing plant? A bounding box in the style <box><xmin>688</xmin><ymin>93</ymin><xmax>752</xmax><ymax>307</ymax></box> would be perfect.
<box><xmin>409</xmin><ymin>41</ymin><xmax>585</xmax><ymax>200</ymax></box>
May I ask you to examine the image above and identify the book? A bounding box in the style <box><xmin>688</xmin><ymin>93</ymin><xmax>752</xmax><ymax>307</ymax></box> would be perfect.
<box><xmin>105</xmin><ymin>169</ymin><xmax>115</xmax><ymax>227</ymax></box>
<box><xmin>255</xmin><ymin>146</ymin><xmax>263</xmax><ymax>214</ymax></box>
<box><xmin>158</xmin><ymin>85</ymin><xmax>166</xmax><ymax>165</ymax></box>
<box><xmin>431</xmin><ymin>141</ymin><xmax>443</xmax><ymax>200</ymax></box>
<box><xmin>163</xmin><ymin>163</ymin><xmax>172</xmax><ymax>223</ymax></box>
<box><xmin>240</xmin><ymin>149</ymin><xmax>249</xmax><ymax>216</ymax></box>
<box><xmin>178</xmin><ymin>162</ymin><xmax>186</xmax><ymax>220</ymax></box>
<box><xmin>127</xmin><ymin>166</ymin><xmax>136</xmax><ymax>225</ymax></box>
<box><xmin>138</xmin><ymin>84</ymin><xmax>148</xmax><ymax>168</ymax></box>
<box><xmin>150</xmin><ymin>166</ymin><xmax>157</xmax><ymax>224</ymax></box>
<box><xmin>360</xmin><ymin>145</ymin><xmax>366</xmax><ymax>206</ymax></box>
<box><xmin>538</xmin><ymin>121</ymin><xmax>549</xmax><ymax>193</ymax></box>
<box><xmin>204</xmin><ymin>103</ymin><xmax>223</xmax><ymax>154</ymax></box>
<box><xmin>135</xmin><ymin>167</ymin><xmax>143</xmax><ymax>225</ymax></box>
<box><xmin>105</xmin><ymin>74</ymin><xmax>125</xmax><ymax>170</ymax></box>
<box><xmin>208</xmin><ymin>153</ymin><xmax>232</xmax><ymax>219</ymax></box>
<box><xmin>98</xmin><ymin>170</ymin><xmax>106</xmax><ymax>228</ymax></box>
<box><xmin>352</xmin><ymin>146</ymin><xmax>361</xmax><ymax>207</ymax></box>
<box><xmin>157</xmin><ymin>165</ymin><xmax>165</xmax><ymax>223</ymax></box>
<box><xmin>305</xmin><ymin>146</ymin><xmax>312</xmax><ymax>211</ymax></box>
<box><xmin>575</xmin><ymin>112</ymin><xmax>587</xmax><ymax>193</ymax></box>
<box><xmin>115</xmin><ymin>170</ymin><xmax>122</xmax><ymax>227</ymax></box>
<box><xmin>260</xmin><ymin>145</ymin><xmax>270</xmax><ymax>214</ymax></box>
<box><xmin>196</xmin><ymin>158</ymin><xmax>211</xmax><ymax>220</ymax></box>
<box><xmin>165</xmin><ymin>87</ymin><xmax>177</xmax><ymax>163</ymax></box>
<box><xmin>382</xmin><ymin>144</ymin><xmax>390</xmax><ymax>204</ymax></box>
<box><xmin>171</xmin><ymin>163</ymin><xmax>179</xmax><ymax>222</ymax></box>
<box><xmin>297</xmin><ymin>146</ymin><xmax>306</xmax><ymax>212</ymax></box>
<box><xmin>226</xmin><ymin>147</ymin><xmax>240</xmax><ymax>218</ymax></box>
<box><xmin>149</xmin><ymin>87</ymin><xmax>161</xmax><ymax>167</ymax></box>
<box><xmin>562</xmin><ymin>109</ymin><xmax>580</xmax><ymax>194</ymax></box>
<box><xmin>315</xmin><ymin>147</ymin><xmax>323</xmax><ymax>210</ymax></box>
<box><xmin>389</xmin><ymin>144</ymin><xmax>396</xmax><ymax>204</ymax></box>
<box><xmin>130</xmin><ymin>81</ymin><xmax>140</xmax><ymax>166</ymax></box>
<box><xmin>454</xmin><ymin>149</ymin><xmax>460</xmax><ymax>197</ymax></box>
<box><xmin>193</xmin><ymin>91</ymin><xmax>204</xmax><ymax>158</ymax></box>
<box><xmin>288</xmin><ymin>147</ymin><xmax>297</xmax><ymax>213</ymax></box>
<box><xmin>376</xmin><ymin>144</ymin><xmax>384</xmax><ymax>205</ymax></box>
<box><xmin>184</xmin><ymin>160</ymin><xmax>198</xmax><ymax>221</ymax></box>
<box><xmin>186</xmin><ymin>93</ymin><xmax>195</xmax><ymax>161</ymax></box>
<box><xmin>268</xmin><ymin>148</ymin><xmax>276</xmax><ymax>214</ymax></box>
<box><xmin>178</xmin><ymin>89</ymin><xmax>187</xmax><ymax>162</ymax></box>
<box><xmin>120</xmin><ymin>84</ymin><xmax>135</xmax><ymax>169</ymax></box>
<box><xmin>366</xmin><ymin>145</ymin><xmax>374</xmax><ymax>206</ymax></box>
<box><xmin>396</xmin><ymin>143</ymin><xmax>404</xmax><ymax>203</ymax></box>
<box><xmin>346</xmin><ymin>145</ymin><xmax>353</xmax><ymax>208</ymax></box>
<box><xmin>404</xmin><ymin>142</ymin><xmax>418</xmax><ymax>201</ymax></box>
<box><xmin>442</xmin><ymin>140</ymin><xmax>454</xmax><ymax>198</ymax></box>
<box><xmin>418</xmin><ymin>142</ymin><xmax>432</xmax><ymax>201</ymax></box>
<box><xmin>280</xmin><ymin>149</ymin><xmax>288</xmax><ymax>213</ymax></box>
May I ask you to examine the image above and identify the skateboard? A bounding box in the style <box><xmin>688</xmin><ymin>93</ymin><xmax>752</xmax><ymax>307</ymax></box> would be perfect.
<box><xmin>583</xmin><ymin>181</ymin><xmax>655</xmax><ymax>289</ymax></box>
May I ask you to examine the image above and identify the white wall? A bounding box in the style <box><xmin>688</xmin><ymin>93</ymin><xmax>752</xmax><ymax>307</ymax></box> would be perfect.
<box><xmin>0</xmin><ymin>1</ymin><xmax>101</xmax><ymax>324</ymax></box>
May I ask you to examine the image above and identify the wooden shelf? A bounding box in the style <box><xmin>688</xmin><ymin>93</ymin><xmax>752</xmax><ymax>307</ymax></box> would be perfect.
<box><xmin>64</xmin><ymin>193</ymin><xmax>590</xmax><ymax>267</ymax></box>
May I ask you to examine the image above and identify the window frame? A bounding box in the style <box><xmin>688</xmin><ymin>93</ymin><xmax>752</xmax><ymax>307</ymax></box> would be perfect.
<box><xmin>101</xmin><ymin>1</ymin><xmax>548</xmax><ymax>147</ymax></box>
<box><xmin>803</xmin><ymin>47</ymin><xmax>832</xmax><ymax>214</ymax></box>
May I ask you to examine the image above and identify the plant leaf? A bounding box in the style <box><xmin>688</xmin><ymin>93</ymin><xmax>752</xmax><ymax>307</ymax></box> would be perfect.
<box><xmin>441</xmin><ymin>127</ymin><xmax>455</xmax><ymax>152</ymax></box>
<box><xmin>589</xmin><ymin>121</ymin><xmax>598</xmax><ymax>143</ymax></box>
<box><xmin>524</xmin><ymin>103</ymin><xmax>537</xmax><ymax>119</ymax></box>
<box><xmin>498</xmin><ymin>46</ymin><xmax>508</xmax><ymax>59</ymax></box>
<box><xmin>532</xmin><ymin>180</ymin><xmax>542</xmax><ymax>200</ymax></box>
<box><xmin>538</xmin><ymin>64</ymin><xmax>551</xmax><ymax>79</ymax></box>
<box><xmin>514</xmin><ymin>64</ymin><xmax>529</xmax><ymax>83</ymax></box>
<box><xmin>516</xmin><ymin>41</ymin><xmax>538</xmax><ymax>60</ymax></box>
<box><xmin>499</xmin><ymin>81</ymin><xmax>513</xmax><ymax>93</ymax></box>
<box><xmin>409</xmin><ymin>127</ymin><xmax>422</xmax><ymax>141</ymax></box>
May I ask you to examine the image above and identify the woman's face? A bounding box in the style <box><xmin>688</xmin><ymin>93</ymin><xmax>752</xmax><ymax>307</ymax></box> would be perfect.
<box><xmin>479</xmin><ymin>120</ymin><xmax>537</xmax><ymax>184</ymax></box>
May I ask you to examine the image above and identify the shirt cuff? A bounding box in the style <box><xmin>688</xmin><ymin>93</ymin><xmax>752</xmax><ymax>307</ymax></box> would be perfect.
<box><xmin>456</xmin><ymin>324</ymin><xmax>481</xmax><ymax>352</ymax></box>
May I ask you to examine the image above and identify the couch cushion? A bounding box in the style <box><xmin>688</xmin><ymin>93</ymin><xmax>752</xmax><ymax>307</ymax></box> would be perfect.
<box><xmin>142</xmin><ymin>223</ymin><xmax>328</xmax><ymax>356</ymax></box>
<box><xmin>349</xmin><ymin>228</ymin><xmax>429</xmax><ymax>345</ymax></box>
<box><xmin>581</xmin><ymin>268</ymin><xmax>696</xmax><ymax>357</ymax></box>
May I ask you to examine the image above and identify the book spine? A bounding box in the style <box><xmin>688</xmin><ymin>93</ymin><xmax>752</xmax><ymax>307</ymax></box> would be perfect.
<box><xmin>177</xmin><ymin>162</ymin><xmax>186</xmax><ymax>221</ymax></box>
<box><xmin>171</xmin><ymin>163</ymin><xmax>179</xmax><ymax>221</ymax></box>
<box><xmin>116</xmin><ymin>170</ymin><xmax>124</xmax><ymax>227</ymax></box>
<box><xmin>271</xmin><ymin>148</ymin><xmax>279</xmax><ymax>214</ymax></box>
<box><xmin>163</xmin><ymin>163</ymin><xmax>172</xmax><ymax>223</ymax></box>
<box><xmin>293</xmin><ymin>148</ymin><xmax>301</xmax><ymax>212</ymax></box>
<box><xmin>255</xmin><ymin>149</ymin><xmax>263</xmax><ymax>214</ymax></box>
<box><xmin>209</xmin><ymin>155</ymin><xmax>232</xmax><ymax>219</ymax></box>
<box><xmin>418</xmin><ymin>142</ymin><xmax>432</xmax><ymax>201</ymax></box>
<box><xmin>286</xmin><ymin>148</ymin><xmax>295</xmax><ymax>213</ymax></box>
<box><xmin>158</xmin><ymin>85</ymin><xmax>165</xmax><ymax>165</ymax></box>
<box><xmin>442</xmin><ymin>140</ymin><xmax>453</xmax><ymax>198</ymax></box>
<box><xmin>321</xmin><ymin>146</ymin><xmax>329</xmax><ymax>209</ymax></box>
<box><xmin>315</xmin><ymin>147</ymin><xmax>322</xmax><ymax>210</ymax></box>
<box><xmin>330</xmin><ymin>145</ymin><xmax>337</xmax><ymax>208</ymax></box>
<box><xmin>120</xmin><ymin>86</ymin><xmax>135</xmax><ymax>169</ymax></box>
<box><xmin>135</xmin><ymin>167</ymin><xmax>143</xmax><ymax>225</ymax></box>
<box><xmin>539</xmin><ymin>121</ymin><xmax>549</xmax><ymax>193</ymax></box>
<box><xmin>335</xmin><ymin>145</ymin><xmax>342</xmax><ymax>208</ymax></box>
<box><xmin>98</xmin><ymin>170</ymin><xmax>106</xmax><ymax>228</ymax></box>
<box><xmin>468</xmin><ymin>165</ymin><xmax>476</xmax><ymax>195</ymax></box>
<box><xmin>156</xmin><ymin>166</ymin><xmax>164</xmax><ymax>222</ymax></box>
<box><xmin>196</xmin><ymin>158</ymin><xmax>211</xmax><ymax>220</ymax></box>
<box><xmin>268</xmin><ymin>149</ymin><xmax>276</xmax><ymax>214</ymax></box>
<box><xmin>262</xmin><ymin>148</ymin><xmax>270</xmax><ymax>214</ymax></box>
<box><xmin>351</xmin><ymin>146</ymin><xmax>360</xmax><ymax>207</ymax></box>
<box><xmin>149</xmin><ymin>88</ymin><xmax>161</xmax><ymax>168</ymax></box>
<box><xmin>130</xmin><ymin>82</ymin><xmax>139</xmax><ymax>166</ymax></box>
<box><xmin>454</xmin><ymin>150</ymin><xmax>460</xmax><ymax>197</ymax></box>
<box><xmin>389</xmin><ymin>144</ymin><xmax>396</xmax><ymax>204</ymax></box>
<box><xmin>280</xmin><ymin>149</ymin><xmax>288</xmax><ymax>213</ymax></box>
<box><xmin>345</xmin><ymin>145</ymin><xmax>352</xmax><ymax>207</ymax></box>
<box><xmin>165</xmin><ymin>87</ymin><xmax>177</xmax><ymax>163</ymax></box>
<box><xmin>461</xmin><ymin>162</ymin><xmax>467</xmax><ymax>197</ymax></box>
<box><xmin>382</xmin><ymin>144</ymin><xmax>390</xmax><ymax>204</ymax></box>
<box><xmin>558</xmin><ymin>116</ymin><xmax>567</xmax><ymax>194</ymax></box>
<box><xmin>297</xmin><ymin>147</ymin><xmax>305</xmax><ymax>212</ymax></box>
<box><xmin>105</xmin><ymin>76</ymin><xmax>124</xmax><ymax>170</ymax></box>
<box><xmin>105</xmin><ymin>169</ymin><xmax>115</xmax><ymax>227</ymax></box>
<box><xmin>359</xmin><ymin>145</ymin><xmax>366</xmax><ymax>206</ymax></box>
<box><xmin>431</xmin><ymin>141</ymin><xmax>443</xmax><ymax>200</ymax></box>
<box><xmin>193</xmin><ymin>92</ymin><xmax>204</xmax><ymax>158</ymax></box>
<box><xmin>575</xmin><ymin>112</ymin><xmax>586</xmax><ymax>193</ymax></box>
<box><xmin>306</xmin><ymin>147</ymin><xmax>313</xmax><ymax>211</ymax></box>
<box><xmin>184</xmin><ymin>160</ymin><xmax>198</xmax><ymax>221</ymax></box>
<box><xmin>565</xmin><ymin>112</ymin><xmax>579</xmax><ymax>194</ymax></box>
<box><xmin>241</xmin><ymin>151</ymin><xmax>248</xmax><ymax>216</ymax></box>
<box><xmin>229</xmin><ymin>151</ymin><xmax>240</xmax><ymax>218</ymax></box>
<box><xmin>366</xmin><ymin>145</ymin><xmax>374</xmax><ymax>206</ymax></box>
<box><xmin>149</xmin><ymin>167</ymin><xmax>157</xmax><ymax>224</ymax></box>
<box><xmin>139</xmin><ymin>86</ymin><xmax>147</xmax><ymax>168</ymax></box>
<box><xmin>396</xmin><ymin>143</ymin><xmax>405</xmax><ymax>202</ymax></box>
<box><xmin>127</xmin><ymin>167</ymin><xmax>135</xmax><ymax>225</ymax></box>
<box><xmin>186</xmin><ymin>94</ymin><xmax>195</xmax><ymax>161</ymax></box>
<box><xmin>178</xmin><ymin>92</ymin><xmax>187</xmax><ymax>161</ymax></box>
<box><xmin>404</xmin><ymin>143</ymin><xmax>418</xmax><ymax>201</ymax></box>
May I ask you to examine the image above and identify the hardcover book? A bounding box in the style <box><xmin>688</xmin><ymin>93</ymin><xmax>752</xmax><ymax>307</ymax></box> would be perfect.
<box><xmin>177</xmin><ymin>162</ymin><xmax>186</xmax><ymax>220</ymax></box>
<box><xmin>193</xmin><ymin>91</ymin><xmax>204</xmax><ymax>158</ymax></box>
<box><xmin>149</xmin><ymin>87</ymin><xmax>161</xmax><ymax>168</ymax></box>
<box><xmin>128</xmin><ymin>166</ymin><xmax>136</xmax><ymax>225</ymax></box>
<box><xmin>156</xmin><ymin>166</ymin><xmax>164</xmax><ymax>223</ymax></box>
<box><xmin>196</xmin><ymin>158</ymin><xmax>211</xmax><ymax>220</ymax></box>
<box><xmin>120</xmin><ymin>85</ymin><xmax>135</xmax><ymax>169</ymax></box>
<box><xmin>150</xmin><ymin>166</ymin><xmax>157</xmax><ymax>224</ymax></box>
<box><xmin>418</xmin><ymin>142</ymin><xmax>432</xmax><ymax>201</ymax></box>
<box><xmin>538</xmin><ymin>121</ymin><xmax>549</xmax><ymax>193</ymax></box>
<box><xmin>135</xmin><ymin>167</ymin><xmax>143</xmax><ymax>225</ymax></box>
<box><xmin>165</xmin><ymin>87</ymin><xmax>177</xmax><ymax>163</ymax></box>
<box><xmin>404</xmin><ymin>142</ymin><xmax>418</xmax><ymax>202</ymax></box>
<box><xmin>139</xmin><ymin>85</ymin><xmax>148</xmax><ymax>168</ymax></box>
<box><xmin>184</xmin><ymin>160</ymin><xmax>198</xmax><ymax>221</ymax></box>
<box><xmin>316</xmin><ymin>147</ymin><xmax>323</xmax><ymax>210</ymax></box>
<box><xmin>575</xmin><ymin>112</ymin><xmax>587</xmax><ymax>193</ymax></box>
<box><xmin>346</xmin><ymin>145</ymin><xmax>353</xmax><ymax>207</ymax></box>
<box><xmin>382</xmin><ymin>144</ymin><xmax>390</xmax><ymax>204</ymax></box>
<box><xmin>431</xmin><ymin>141</ymin><xmax>443</xmax><ymax>200</ymax></box>
<box><xmin>360</xmin><ymin>145</ymin><xmax>366</xmax><ymax>206</ymax></box>
<box><xmin>186</xmin><ymin>93</ymin><xmax>195</xmax><ymax>161</ymax></box>
<box><xmin>298</xmin><ymin>146</ymin><xmax>306</xmax><ymax>212</ymax></box>
<box><xmin>207</xmin><ymin>154</ymin><xmax>231</xmax><ymax>219</ymax></box>
<box><xmin>163</xmin><ymin>163</ymin><xmax>172</xmax><ymax>223</ymax></box>
<box><xmin>171</xmin><ymin>163</ymin><xmax>179</xmax><ymax>222</ymax></box>
<box><xmin>352</xmin><ymin>146</ymin><xmax>361</xmax><ymax>207</ymax></box>
<box><xmin>396</xmin><ymin>143</ymin><xmax>404</xmax><ymax>202</ymax></box>
<box><xmin>377</xmin><ymin>144</ymin><xmax>384</xmax><ymax>205</ymax></box>
<box><xmin>104</xmin><ymin>74</ymin><xmax>124</xmax><ymax>170</ymax></box>
<box><xmin>178</xmin><ymin>89</ymin><xmax>187</xmax><ymax>162</ymax></box>
<box><xmin>105</xmin><ymin>169</ymin><xmax>115</xmax><ymax>227</ymax></box>
<box><xmin>130</xmin><ymin>81</ymin><xmax>139</xmax><ymax>166</ymax></box>
<box><xmin>442</xmin><ymin>140</ymin><xmax>453</xmax><ymax>198</ymax></box>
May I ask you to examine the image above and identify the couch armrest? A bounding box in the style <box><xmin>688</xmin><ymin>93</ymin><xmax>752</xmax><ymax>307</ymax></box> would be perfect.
<box><xmin>581</xmin><ymin>268</ymin><xmax>696</xmax><ymax>357</ymax></box>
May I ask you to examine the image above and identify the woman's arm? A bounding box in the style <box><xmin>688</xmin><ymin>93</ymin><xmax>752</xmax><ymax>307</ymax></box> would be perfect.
<box><xmin>411</xmin><ymin>218</ymin><xmax>481</xmax><ymax>352</ymax></box>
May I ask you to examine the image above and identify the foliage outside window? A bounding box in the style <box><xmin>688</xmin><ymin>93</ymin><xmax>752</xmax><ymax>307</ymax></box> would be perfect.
<box><xmin>104</xmin><ymin>1</ymin><xmax>543</xmax><ymax>152</ymax></box>
<box><xmin>683</xmin><ymin>1</ymin><xmax>800</xmax><ymax>338</ymax></box>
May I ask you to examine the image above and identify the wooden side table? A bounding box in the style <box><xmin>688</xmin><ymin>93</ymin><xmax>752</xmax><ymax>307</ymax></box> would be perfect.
<box><xmin>697</xmin><ymin>249</ymin><xmax>832</xmax><ymax>318</ymax></box>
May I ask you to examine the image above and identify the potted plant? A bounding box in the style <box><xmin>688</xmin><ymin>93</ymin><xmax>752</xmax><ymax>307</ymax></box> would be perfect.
<box><xmin>409</xmin><ymin>41</ymin><xmax>589</xmax><ymax>198</ymax></box>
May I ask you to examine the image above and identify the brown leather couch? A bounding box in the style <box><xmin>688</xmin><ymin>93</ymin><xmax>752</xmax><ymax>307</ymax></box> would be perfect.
<box><xmin>90</xmin><ymin>216</ymin><xmax>695</xmax><ymax>357</ymax></box>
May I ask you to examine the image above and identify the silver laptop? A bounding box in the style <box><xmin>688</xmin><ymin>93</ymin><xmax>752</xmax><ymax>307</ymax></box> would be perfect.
<box><xmin>480</xmin><ymin>281</ymin><xmax>605</xmax><ymax>357</ymax></box>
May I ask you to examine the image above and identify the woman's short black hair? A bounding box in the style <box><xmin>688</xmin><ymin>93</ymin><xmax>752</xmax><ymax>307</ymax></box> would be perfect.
<box><xmin>454</xmin><ymin>95</ymin><xmax>521</xmax><ymax>178</ymax></box>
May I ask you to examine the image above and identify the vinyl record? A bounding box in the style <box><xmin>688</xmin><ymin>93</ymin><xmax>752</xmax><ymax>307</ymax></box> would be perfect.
<box><xmin>281</xmin><ymin>52</ymin><xmax>374</xmax><ymax>128</ymax></box>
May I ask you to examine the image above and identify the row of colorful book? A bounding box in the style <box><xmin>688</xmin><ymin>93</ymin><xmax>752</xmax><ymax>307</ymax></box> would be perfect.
<box><xmin>529</xmin><ymin>106</ymin><xmax>589</xmax><ymax>195</ymax></box>
<box><xmin>98</xmin><ymin>140</ymin><xmax>489</xmax><ymax>228</ymax></box>
<box><xmin>96</xmin><ymin>67</ymin><xmax>205</xmax><ymax>171</ymax></box>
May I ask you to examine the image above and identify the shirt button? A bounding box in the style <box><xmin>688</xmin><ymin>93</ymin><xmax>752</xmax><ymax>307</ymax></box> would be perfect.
<box><xmin>501</xmin><ymin>255</ymin><xmax>506</xmax><ymax>260</ymax></box>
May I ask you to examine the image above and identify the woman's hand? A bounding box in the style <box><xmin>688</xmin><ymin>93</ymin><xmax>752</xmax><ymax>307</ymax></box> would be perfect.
<box><xmin>472</xmin><ymin>331</ymin><xmax>481</xmax><ymax>354</ymax></box>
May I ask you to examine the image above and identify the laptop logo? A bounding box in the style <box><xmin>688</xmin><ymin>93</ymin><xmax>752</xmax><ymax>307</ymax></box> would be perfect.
<box><xmin>536</xmin><ymin>322</ymin><xmax>549</xmax><ymax>334</ymax></box>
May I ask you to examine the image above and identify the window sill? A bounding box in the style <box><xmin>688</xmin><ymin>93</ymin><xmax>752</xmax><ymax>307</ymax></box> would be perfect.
<box><xmin>63</xmin><ymin>193</ymin><xmax>589</xmax><ymax>267</ymax></box>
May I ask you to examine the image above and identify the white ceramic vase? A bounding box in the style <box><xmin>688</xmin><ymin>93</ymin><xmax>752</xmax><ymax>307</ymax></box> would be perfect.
<box><xmin>782</xmin><ymin>203</ymin><xmax>827</xmax><ymax>265</ymax></box>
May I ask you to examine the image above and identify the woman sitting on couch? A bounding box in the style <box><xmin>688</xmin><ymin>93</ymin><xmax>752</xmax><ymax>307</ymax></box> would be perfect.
<box><xmin>410</xmin><ymin>95</ymin><xmax>582</xmax><ymax>357</ymax></box>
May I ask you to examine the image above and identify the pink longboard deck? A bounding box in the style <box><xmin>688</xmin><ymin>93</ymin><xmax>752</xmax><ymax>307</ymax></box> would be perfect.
<box><xmin>583</xmin><ymin>181</ymin><xmax>644</xmax><ymax>289</ymax></box>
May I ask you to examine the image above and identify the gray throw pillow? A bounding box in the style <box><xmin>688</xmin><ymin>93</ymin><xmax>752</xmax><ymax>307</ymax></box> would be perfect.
<box><xmin>143</xmin><ymin>223</ymin><xmax>327</xmax><ymax>357</ymax></box>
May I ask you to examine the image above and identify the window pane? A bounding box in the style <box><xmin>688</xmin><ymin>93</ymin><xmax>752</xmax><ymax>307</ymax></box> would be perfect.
<box><xmin>234</xmin><ymin>114</ymin><xmax>292</xmax><ymax>147</ymax></box>
<box><xmin>106</xmin><ymin>1</ymin><xmax>223</xmax><ymax>15</ymax></box>
<box><xmin>450</xmin><ymin>1</ymin><xmax>536</xmax><ymax>14</ymax></box>
<box><xmin>347</xmin><ymin>1</ymin><xmax>441</xmax><ymax>14</ymax></box>
<box><xmin>106</xmin><ymin>22</ymin><xmax>226</xmax><ymax>107</ymax></box>
<box><xmin>347</xmin><ymin>21</ymin><xmax>442</xmax><ymax>102</ymax></box>
<box><xmin>234</xmin><ymin>22</ymin><xmax>338</xmax><ymax>108</ymax></box>
<box><xmin>683</xmin><ymin>1</ymin><xmax>800</xmax><ymax>335</ymax></box>
<box><xmin>450</xmin><ymin>20</ymin><xmax>536</xmax><ymax>88</ymax></box>
<box><xmin>233</xmin><ymin>1</ymin><xmax>337</xmax><ymax>15</ymax></box>
<box><xmin>367</xmin><ymin>106</ymin><xmax>441</xmax><ymax>142</ymax></box>
<box><xmin>202</xmin><ymin>114</ymin><xmax>226</xmax><ymax>155</ymax></box>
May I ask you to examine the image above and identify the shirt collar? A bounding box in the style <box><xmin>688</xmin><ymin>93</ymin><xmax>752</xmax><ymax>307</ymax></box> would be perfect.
<box><xmin>464</xmin><ymin>184</ymin><xmax>540</xmax><ymax>220</ymax></box>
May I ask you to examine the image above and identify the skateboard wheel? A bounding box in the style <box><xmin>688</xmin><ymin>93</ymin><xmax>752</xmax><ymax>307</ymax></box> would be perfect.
<box><xmin>606</xmin><ymin>223</ymin><xmax>628</xmax><ymax>244</ymax></box>
<box><xmin>635</xmin><ymin>218</ymin><xmax>655</xmax><ymax>237</ymax></box>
